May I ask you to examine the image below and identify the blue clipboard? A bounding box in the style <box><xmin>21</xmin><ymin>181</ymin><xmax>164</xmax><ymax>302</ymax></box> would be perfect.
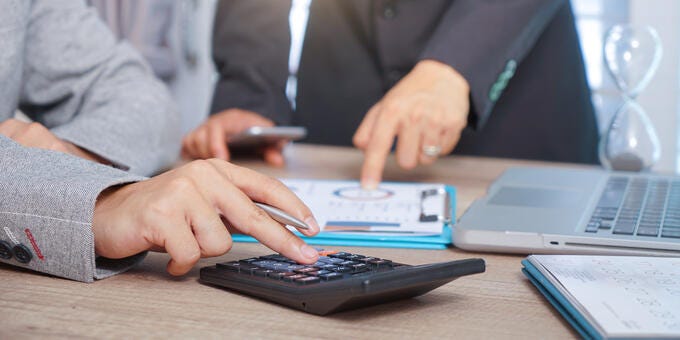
<box><xmin>521</xmin><ymin>258</ymin><xmax>601</xmax><ymax>340</ymax></box>
<box><xmin>232</xmin><ymin>185</ymin><xmax>455</xmax><ymax>250</ymax></box>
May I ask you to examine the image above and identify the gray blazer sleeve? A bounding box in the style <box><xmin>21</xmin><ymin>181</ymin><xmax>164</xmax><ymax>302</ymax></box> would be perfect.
<box><xmin>420</xmin><ymin>0</ymin><xmax>565</xmax><ymax>129</ymax></box>
<box><xmin>210</xmin><ymin>0</ymin><xmax>293</xmax><ymax>124</ymax></box>
<box><xmin>0</xmin><ymin>136</ymin><xmax>148</xmax><ymax>282</ymax></box>
<box><xmin>19</xmin><ymin>0</ymin><xmax>180</xmax><ymax>176</ymax></box>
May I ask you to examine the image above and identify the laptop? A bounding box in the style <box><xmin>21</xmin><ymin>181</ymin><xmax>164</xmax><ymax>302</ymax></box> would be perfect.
<box><xmin>455</xmin><ymin>167</ymin><xmax>680</xmax><ymax>256</ymax></box>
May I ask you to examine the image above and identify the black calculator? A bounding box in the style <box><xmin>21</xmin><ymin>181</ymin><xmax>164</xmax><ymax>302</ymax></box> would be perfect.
<box><xmin>200</xmin><ymin>250</ymin><xmax>485</xmax><ymax>315</ymax></box>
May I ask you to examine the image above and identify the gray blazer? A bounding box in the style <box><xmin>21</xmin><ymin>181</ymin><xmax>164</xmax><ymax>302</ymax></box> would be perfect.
<box><xmin>0</xmin><ymin>1</ymin><xmax>180</xmax><ymax>282</ymax></box>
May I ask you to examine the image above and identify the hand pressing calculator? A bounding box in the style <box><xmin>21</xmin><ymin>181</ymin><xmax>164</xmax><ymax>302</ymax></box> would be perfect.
<box><xmin>200</xmin><ymin>250</ymin><xmax>485</xmax><ymax>315</ymax></box>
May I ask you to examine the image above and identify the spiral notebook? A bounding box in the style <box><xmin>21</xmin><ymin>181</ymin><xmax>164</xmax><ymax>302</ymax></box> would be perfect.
<box><xmin>522</xmin><ymin>255</ymin><xmax>680</xmax><ymax>339</ymax></box>
<box><xmin>233</xmin><ymin>179</ymin><xmax>455</xmax><ymax>249</ymax></box>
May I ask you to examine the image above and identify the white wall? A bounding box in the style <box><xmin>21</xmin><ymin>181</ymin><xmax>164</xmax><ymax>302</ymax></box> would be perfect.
<box><xmin>573</xmin><ymin>0</ymin><xmax>679</xmax><ymax>173</ymax></box>
<box><xmin>629</xmin><ymin>0</ymin><xmax>680</xmax><ymax>174</ymax></box>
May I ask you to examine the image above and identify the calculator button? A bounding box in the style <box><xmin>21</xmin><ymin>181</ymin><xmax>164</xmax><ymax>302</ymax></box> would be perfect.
<box><xmin>324</xmin><ymin>258</ymin><xmax>345</xmax><ymax>264</ymax></box>
<box><xmin>306</xmin><ymin>270</ymin><xmax>332</xmax><ymax>277</ymax></box>
<box><xmin>328</xmin><ymin>252</ymin><xmax>352</xmax><ymax>259</ymax></box>
<box><xmin>268</xmin><ymin>271</ymin><xmax>295</xmax><ymax>280</ymax></box>
<box><xmin>319</xmin><ymin>272</ymin><xmax>344</xmax><ymax>281</ymax></box>
<box><xmin>294</xmin><ymin>267</ymin><xmax>319</xmax><ymax>274</ymax></box>
<box><xmin>351</xmin><ymin>263</ymin><xmax>369</xmax><ymax>273</ymax></box>
<box><xmin>334</xmin><ymin>266</ymin><xmax>352</xmax><ymax>273</ymax></box>
<box><xmin>284</xmin><ymin>264</ymin><xmax>305</xmax><ymax>272</ymax></box>
<box><xmin>317</xmin><ymin>257</ymin><xmax>334</xmax><ymax>263</ymax></box>
<box><xmin>369</xmin><ymin>259</ymin><xmax>393</xmax><ymax>268</ymax></box>
<box><xmin>283</xmin><ymin>274</ymin><xmax>308</xmax><ymax>282</ymax></box>
<box><xmin>252</xmin><ymin>260</ymin><xmax>279</xmax><ymax>269</ymax></box>
<box><xmin>294</xmin><ymin>276</ymin><xmax>321</xmax><ymax>285</ymax></box>
<box><xmin>320</xmin><ymin>265</ymin><xmax>339</xmax><ymax>271</ymax></box>
<box><xmin>339</xmin><ymin>260</ymin><xmax>358</xmax><ymax>266</ymax></box>
<box><xmin>271</xmin><ymin>262</ymin><xmax>291</xmax><ymax>270</ymax></box>
<box><xmin>359</xmin><ymin>257</ymin><xmax>379</xmax><ymax>263</ymax></box>
<box><xmin>345</xmin><ymin>254</ymin><xmax>365</xmax><ymax>261</ymax></box>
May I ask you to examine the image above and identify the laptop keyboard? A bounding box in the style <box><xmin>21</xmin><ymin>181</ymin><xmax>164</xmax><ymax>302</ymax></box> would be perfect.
<box><xmin>587</xmin><ymin>176</ymin><xmax>680</xmax><ymax>239</ymax></box>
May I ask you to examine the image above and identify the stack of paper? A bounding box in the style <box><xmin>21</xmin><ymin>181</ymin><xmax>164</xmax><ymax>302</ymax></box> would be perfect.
<box><xmin>523</xmin><ymin>255</ymin><xmax>680</xmax><ymax>339</ymax></box>
<box><xmin>233</xmin><ymin>179</ymin><xmax>454</xmax><ymax>249</ymax></box>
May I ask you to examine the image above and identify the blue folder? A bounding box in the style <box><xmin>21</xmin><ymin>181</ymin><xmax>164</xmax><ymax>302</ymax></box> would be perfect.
<box><xmin>521</xmin><ymin>258</ymin><xmax>601</xmax><ymax>340</ymax></box>
<box><xmin>233</xmin><ymin>185</ymin><xmax>455</xmax><ymax>249</ymax></box>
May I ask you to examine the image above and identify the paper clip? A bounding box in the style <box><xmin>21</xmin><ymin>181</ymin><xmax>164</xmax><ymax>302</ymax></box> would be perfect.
<box><xmin>419</xmin><ymin>188</ymin><xmax>451</xmax><ymax>223</ymax></box>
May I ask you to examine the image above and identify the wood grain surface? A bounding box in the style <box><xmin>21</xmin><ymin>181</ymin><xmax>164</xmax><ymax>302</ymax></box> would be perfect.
<box><xmin>1</xmin><ymin>144</ymin><xmax>586</xmax><ymax>339</ymax></box>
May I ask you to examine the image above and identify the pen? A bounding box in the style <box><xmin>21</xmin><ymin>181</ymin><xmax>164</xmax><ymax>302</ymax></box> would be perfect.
<box><xmin>255</xmin><ymin>202</ymin><xmax>310</xmax><ymax>230</ymax></box>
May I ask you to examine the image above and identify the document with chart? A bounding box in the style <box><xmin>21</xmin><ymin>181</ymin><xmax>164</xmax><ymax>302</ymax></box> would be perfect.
<box><xmin>233</xmin><ymin>179</ymin><xmax>455</xmax><ymax>249</ymax></box>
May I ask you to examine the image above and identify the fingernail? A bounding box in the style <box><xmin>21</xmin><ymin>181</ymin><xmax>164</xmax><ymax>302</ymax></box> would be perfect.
<box><xmin>305</xmin><ymin>216</ymin><xmax>320</xmax><ymax>233</ymax></box>
<box><xmin>362</xmin><ymin>179</ymin><xmax>378</xmax><ymax>190</ymax></box>
<box><xmin>300</xmin><ymin>244</ymin><xmax>318</xmax><ymax>259</ymax></box>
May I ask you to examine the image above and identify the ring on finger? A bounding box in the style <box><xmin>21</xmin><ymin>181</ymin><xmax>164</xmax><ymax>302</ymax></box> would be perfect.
<box><xmin>421</xmin><ymin>145</ymin><xmax>442</xmax><ymax>157</ymax></box>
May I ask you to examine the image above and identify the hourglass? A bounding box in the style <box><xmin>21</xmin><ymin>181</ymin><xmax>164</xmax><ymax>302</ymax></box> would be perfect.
<box><xmin>599</xmin><ymin>24</ymin><xmax>663</xmax><ymax>172</ymax></box>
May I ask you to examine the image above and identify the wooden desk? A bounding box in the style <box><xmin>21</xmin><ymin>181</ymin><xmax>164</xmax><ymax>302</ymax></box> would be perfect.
<box><xmin>1</xmin><ymin>144</ymin><xmax>581</xmax><ymax>338</ymax></box>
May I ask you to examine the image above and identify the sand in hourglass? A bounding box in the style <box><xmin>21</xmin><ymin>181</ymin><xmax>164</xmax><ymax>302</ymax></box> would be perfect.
<box><xmin>609</xmin><ymin>151</ymin><xmax>645</xmax><ymax>172</ymax></box>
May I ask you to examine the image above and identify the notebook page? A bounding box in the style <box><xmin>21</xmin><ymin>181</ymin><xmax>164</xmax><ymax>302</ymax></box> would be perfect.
<box><xmin>281</xmin><ymin>179</ymin><xmax>447</xmax><ymax>236</ymax></box>
<box><xmin>531</xmin><ymin>255</ymin><xmax>680</xmax><ymax>338</ymax></box>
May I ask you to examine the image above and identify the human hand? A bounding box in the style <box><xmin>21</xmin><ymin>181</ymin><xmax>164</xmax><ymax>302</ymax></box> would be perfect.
<box><xmin>182</xmin><ymin>109</ymin><xmax>286</xmax><ymax>167</ymax></box>
<box><xmin>92</xmin><ymin>159</ymin><xmax>320</xmax><ymax>276</ymax></box>
<box><xmin>0</xmin><ymin>118</ymin><xmax>108</xmax><ymax>163</ymax></box>
<box><xmin>352</xmin><ymin>60</ymin><xmax>470</xmax><ymax>189</ymax></box>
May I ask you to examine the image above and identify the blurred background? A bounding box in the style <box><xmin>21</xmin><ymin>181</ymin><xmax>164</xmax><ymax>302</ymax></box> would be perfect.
<box><xmin>87</xmin><ymin>0</ymin><xmax>680</xmax><ymax>173</ymax></box>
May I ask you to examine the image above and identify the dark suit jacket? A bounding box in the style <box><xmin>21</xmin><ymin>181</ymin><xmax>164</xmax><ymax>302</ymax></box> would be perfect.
<box><xmin>211</xmin><ymin>0</ymin><xmax>599</xmax><ymax>164</ymax></box>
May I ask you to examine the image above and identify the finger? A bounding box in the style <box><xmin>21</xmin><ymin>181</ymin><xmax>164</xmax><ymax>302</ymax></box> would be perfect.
<box><xmin>19</xmin><ymin>123</ymin><xmax>70</xmax><ymax>153</ymax></box>
<box><xmin>0</xmin><ymin>119</ymin><xmax>26</xmax><ymax>137</ymax></box>
<box><xmin>206</xmin><ymin>174</ymin><xmax>318</xmax><ymax>264</ymax></box>
<box><xmin>352</xmin><ymin>104</ymin><xmax>381</xmax><ymax>149</ymax></box>
<box><xmin>194</xmin><ymin>127</ymin><xmax>212</xmax><ymax>159</ymax></box>
<box><xmin>208</xmin><ymin>122</ymin><xmax>229</xmax><ymax>160</ymax></box>
<box><xmin>239</xmin><ymin>112</ymin><xmax>276</xmax><ymax>128</ymax></box>
<box><xmin>263</xmin><ymin>142</ymin><xmax>286</xmax><ymax>167</ymax></box>
<box><xmin>181</xmin><ymin>135</ymin><xmax>194</xmax><ymax>159</ymax></box>
<box><xmin>184</xmin><ymin>188</ymin><xmax>232</xmax><ymax>257</ymax></box>
<box><xmin>205</xmin><ymin>159</ymin><xmax>319</xmax><ymax>236</ymax></box>
<box><xmin>360</xmin><ymin>108</ymin><xmax>399</xmax><ymax>189</ymax></box>
<box><xmin>419</xmin><ymin>118</ymin><xmax>444</xmax><ymax>166</ymax></box>
<box><xmin>184</xmin><ymin>130</ymin><xmax>203</xmax><ymax>159</ymax></box>
<box><xmin>395</xmin><ymin>120</ymin><xmax>421</xmax><ymax>170</ymax></box>
<box><xmin>440</xmin><ymin>109</ymin><xmax>466</xmax><ymax>155</ymax></box>
<box><xmin>5</xmin><ymin>120</ymin><xmax>31</xmax><ymax>140</ymax></box>
<box><xmin>441</xmin><ymin>128</ymin><xmax>461</xmax><ymax>155</ymax></box>
<box><xmin>159</xmin><ymin>219</ymin><xmax>202</xmax><ymax>276</ymax></box>
<box><xmin>221</xmin><ymin>110</ymin><xmax>275</xmax><ymax>136</ymax></box>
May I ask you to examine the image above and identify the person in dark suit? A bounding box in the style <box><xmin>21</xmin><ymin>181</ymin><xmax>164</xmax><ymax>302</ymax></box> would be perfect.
<box><xmin>183</xmin><ymin>0</ymin><xmax>598</xmax><ymax>188</ymax></box>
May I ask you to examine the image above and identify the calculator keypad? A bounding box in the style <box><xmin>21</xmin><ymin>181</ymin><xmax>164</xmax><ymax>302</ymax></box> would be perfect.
<box><xmin>216</xmin><ymin>250</ymin><xmax>398</xmax><ymax>285</ymax></box>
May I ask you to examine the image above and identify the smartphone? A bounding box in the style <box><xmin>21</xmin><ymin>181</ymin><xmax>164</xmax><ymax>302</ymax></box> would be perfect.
<box><xmin>227</xmin><ymin>126</ymin><xmax>307</xmax><ymax>148</ymax></box>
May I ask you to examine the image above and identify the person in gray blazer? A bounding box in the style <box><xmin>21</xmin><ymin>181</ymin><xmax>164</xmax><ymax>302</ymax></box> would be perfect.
<box><xmin>0</xmin><ymin>0</ymin><xmax>320</xmax><ymax>283</ymax></box>
<box><xmin>184</xmin><ymin>0</ymin><xmax>598</xmax><ymax>189</ymax></box>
